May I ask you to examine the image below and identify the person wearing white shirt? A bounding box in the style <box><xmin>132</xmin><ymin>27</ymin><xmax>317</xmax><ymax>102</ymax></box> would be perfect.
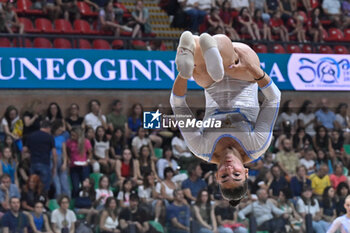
<box><xmin>84</xmin><ymin>99</ymin><xmax>107</xmax><ymax>131</ymax></box>
<box><xmin>51</xmin><ymin>195</ymin><xmax>77</xmax><ymax>233</ymax></box>
<box><xmin>327</xmin><ymin>195</ymin><xmax>350</xmax><ymax>233</ymax></box>
<box><xmin>298</xmin><ymin>100</ymin><xmax>316</xmax><ymax>136</ymax></box>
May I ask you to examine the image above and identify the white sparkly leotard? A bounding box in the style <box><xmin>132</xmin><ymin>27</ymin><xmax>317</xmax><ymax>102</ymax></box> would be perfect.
<box><xmin>170</xmin><ymin>75</ymin><xmax>281</xmax><ymax>162</ymax></box>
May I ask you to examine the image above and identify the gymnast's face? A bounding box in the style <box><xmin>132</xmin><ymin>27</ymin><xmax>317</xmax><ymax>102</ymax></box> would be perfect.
<box><xmin>216</xmin><ymin>148</ymin><xmax>248</xmax><ymax>189</ymax></box>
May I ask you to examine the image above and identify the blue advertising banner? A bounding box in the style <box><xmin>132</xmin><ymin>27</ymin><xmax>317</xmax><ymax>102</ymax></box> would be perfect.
<box><xmin>0</xmin><ymin>48</ymin><xmax>349</xmax><ymax>90</ymax></box>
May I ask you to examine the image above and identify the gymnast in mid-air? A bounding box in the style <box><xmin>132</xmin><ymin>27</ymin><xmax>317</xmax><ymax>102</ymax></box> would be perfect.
<box><xmin>170</xmin><ymin>31</ymin><xmax>281</xmax><ymax>206</ymax></box>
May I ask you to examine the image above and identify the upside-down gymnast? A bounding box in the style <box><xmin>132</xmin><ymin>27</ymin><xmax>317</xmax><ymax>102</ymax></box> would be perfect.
<box><xmin>170</xmin><ymin>31</ymin><xmax>281</xmax><ymax>206</ymax></box>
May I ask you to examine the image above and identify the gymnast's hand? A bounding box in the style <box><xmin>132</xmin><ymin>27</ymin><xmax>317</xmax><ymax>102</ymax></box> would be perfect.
<box><xmin>227</xmin><ymin>47</ymin><xmax>263</xmax><ymax>82</ymax></box>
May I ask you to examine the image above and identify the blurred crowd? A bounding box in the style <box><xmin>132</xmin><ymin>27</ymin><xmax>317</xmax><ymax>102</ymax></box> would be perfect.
<box><xmin>162</xmin><ymin>0</ymin><xmax>350</xmax><ymax>43</ymax></box>
<box><xmin>0</xmin><ymin>96</ymin><xmax>349</xmax><ymax>233</ymax></box>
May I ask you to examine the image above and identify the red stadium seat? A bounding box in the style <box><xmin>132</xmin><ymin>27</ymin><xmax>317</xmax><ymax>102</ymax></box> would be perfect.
<box><xmin>13</xmin><ymin>38</ymin><xmax>32</xmax><ymax>47</ymax></box>
<box><xmin>132</xmin><ymin>40</ymin><xmax>147</xmax><ymax>49</ymax></box>
<box><xmin>19</xmin><ymin>17</ymin><xmax>40</xmax><ymax>33</ymax></box>
<box><xmin>54</xmin><ymin>19</ymin><xmax>77</xmax><ymax>34</ymax></box>
<box><xmin>273</xmin><ymin>44</ymin><xmax>286</xmax><ymax>54</ymax></box>
<box><xmin>253</xmin><ymin>44</ymin><xmax>267</xmax><ymax>53</ymax></box>
<box><xmin>73</xmin><ymin>19</ymin><xmax>99</xmax><ymax>34</ymax></box>
<box><xmin>287</xmin><ymin>44</ymin><xmax>301</xmax><ymax>53</ymax></box>
<box><xmin>344</xmin><ymin>29</ymin><xmax>350</xmax><ymax>42</ymax></box>
<box><xmin>33</xmin><ymin>37</ymin><xmax>52</xmax><ymax>48</ymax></box>
<box><xmin>302</xmin><ymin>44</ymin><xmax>313</xmax><ymax>53</ymax></box>
<box><xmin>112</xmin><ymin>40</ymin><xmax>124</xmax><ymax>49</ymax></box>
<box><xmin>334</xmin><ymin>45</ymin><xmax>349</xmax><ymax>54</ymax></box>
<box><xmin>321</xmin><ymin>29</ymin><xmax>328</xmax><ymax>41</ymax></box>
<box><xmin>35</xmin><ymin>18</ymin><xmax>58</xmax><ymax>33</ymax></box>
<box><xmin>16</xmin><ymin>0</ymin><xmax>43</xmax><ymax>15</ymax></box>
<box><xmin>326</xmin><ymin>28</ymin><xmax>344</xmax><ymax>41</ymax></box>
<box><xmin>54</xmin><ymin>38</ymin><xmax>72</xmax><ymax>49</ymax></box>
<box><xmin>319</xmin><ymin>45</ymin><xmax>334</xmax><ymax>54</ymax></box>
<box><xmin>93</xmin><ymin>39</ymin><xmax>111</xmax><ymax>49</ymax></box>
<box><xmin>77</xmin><ymin>1</ymin><xmax>98</xmax><ymax>17</ymax></box>
<box><xmin>74</xmin><ymin>39</ymin><xmax>92</xmax><ymax>49</ymax></box>
<box><xmin>114</xmin><ymin>2</ymin><xmax>131</xmax><ymax>18</ymax></box>
<box><xmin>0</xmin><ymin>38</ymin><xmax>11</xmax><ymax>47</ymax></box>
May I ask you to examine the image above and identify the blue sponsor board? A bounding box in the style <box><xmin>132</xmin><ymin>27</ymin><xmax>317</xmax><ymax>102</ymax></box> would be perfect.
<box><xmin>0</xmin><ymin>48</ymin><xmax>348</xmax><ymax>90</ymax></box>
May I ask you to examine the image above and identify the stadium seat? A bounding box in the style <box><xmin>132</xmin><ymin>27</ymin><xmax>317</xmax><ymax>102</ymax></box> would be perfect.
<box><xmin>132</xmin><ymin>40</ymin><xmax>147</xmax><ymax>50</ymax></box>
<box><xmin>302</xmin><ymin>44</ymin><xmax>313</xmax><ymax>53</ymax></box>
<box><xmin>54</xmin><ymin>19</ymin><xmax>77</xmax><ymax>34</ymax></box>
<box><xmin>48</xmin><ymin>199</ymin><xmax>59</xmax><ymax>211</ymax></box>
<box><xmin>287</xmin><ymin>44</ymin><xmax>301</xmax><ymax>53</ymax></box>
<box><xmin>0</xmin><ymin>38</ymin><xmax>11</xmax><ymax>47</ymax></box>
<box><xmin>13</xmin><ymin>38</ymin><xmax>32</xmax><ymax>48</ymax></box>
<box><xmin>344</xmin><ymin>29</ymin><xmax>350</xmax><ymax>42</ymax></box>
<box><xmin>90</xmin><ymin>173</ymin><xmax>103</xmax><ymax>189</ymax></box>
<box><xmin>16</xmin><ymin>0</ymin><xmax>43</xmax><ymax>15</ymax></box>
<box><xmin>112</xmin><ymin>39</ymin><xmax>124</xmax><ymax>49</ymax></box>
<box><xmin>19</xmin><ymin>17</ymin><xmax>40</xmax><ymax>33</ymax></box>
<box><xmin>54</xmin><ymin>38</ymin><xmax>72</xmax><ymax>49</ymax></box>
<box><xmin>326</xmin><ymin>28</ymin><xmax>344</xmax><ymax>42</ymax></box>
<box><xmin>253</xmin><ymin>44</ymin><xmax>267</xmax><ymax>53</ymax></box>
<box><xmin>33</xmin><ymin>37</ymin><xmax>52</xmax><ymax>48</ymax></box>
<box><xmin>319</xmin><ymin>45</ymin><xmax>334</xmax><ymax>54</ymax></box>
<box><xmin>77</xmin><ymin>1</ymin><xmax>98</xmax><ymax>17</ymax></box>
<box><xmin>334</xmin><ymin>45</ymin><xmax>349</xmax><ymax>54</ymax></box>
<box><xmin>73</xmin><ymin>19</ymin><xmax>99</xmax><ymax>35</ymax></box>
<box><xmin>114</xmin><ymin>2</ymin><xmax>131</xmax><ymax>18</ymax></box>
<box><xmin>35</xmin><ymin>18</ymin><xmax>58</xmax><ymax>33</ymax></box>
<box><xmin>93</xmin><ymin>39</ymin><xmax>111</xmax><ymax>49</ymax></box>
<box><xmin>74</xmin><ymin>39</ymin><xmax>92</xmax><ymax>49</ymax></box>
<box><xmin>272</xmin><ymin>44</ymin><xmax>286</xmax><ymax>54</ymax></box>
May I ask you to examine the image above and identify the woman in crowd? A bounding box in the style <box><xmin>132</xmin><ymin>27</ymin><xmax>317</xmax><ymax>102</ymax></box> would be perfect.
<box><xmin>330</xmin><ymin>130</ymin><xmax>344</xmax><ymax>153</ymax></box>
<box><xmin>253</xmin><ymin>9</ymin><xmax>273</xmax><ymax>41</ymax></box>
<box><xmin>277</xmin><ymin>189</ymin><xmax>303</xmax><ymax>232</ymax></box>
<box><xmin>335</xmin><ymin>103</ymin><xmax>350</xmax><ymax>131</ymax></box>
<box><xmin>2</xmin><ymin>135</ymin><xmax>20</xmax><ymax>161</ymax></box>
<box><xmin>94</xmin><ymin>126</ymin><xmax>114</xmax><ymax>174</ymax></box>
<box><xmin>51</xmin><ymin>195</ymin><xmax>77</xmax><ymax>233</ymax></box>
<box><xmin>0</xmin><ymin>147</ymin><xmax>18</xmax><ymax>187</ymax></box>
<box><xmin>277</xmin><ymin>100</ymin><xmax>298</xmax><ymax>131</ymax></box>
<box><xmin>96</xmin><ymin>175</ymin><xmax>114</xmax><ymax>210</ymax></box>
<box><xmin>1</xmin><ymin>105</ymin><xmax>21</xmax><ymax>141</ymax></box>
<box><xmin>131</xmin><ymin>127</ymin><xmax>155</xmax><ymax>159</ymax></box>
<box><xmin>315</xmin><ymin>149</ymin><xmax>334</xmax><ymax>174</ymax></box>
<box><xmin>330</xmin><ymin>163</ymin><xmax>347</xmax><ymax>190</ymax></box>
<box><xmin>138</xmin><ymin>171</ymin><xmax>163</xmax><ymax>222</ymax></box>
<box><xmin>21</xmin><ymin>174</ymin><xmax>47</xmax><ymax>212</ymax></box>
<box><xmin>307</xmin><ymin>7</ymin><xmax>324</xmax><ymax>42</ymax></box>
<box><xmin>75</xmin><ymin>178</ymin><xmax>99</xmax><ymax>228</ymax></box>
<box><xmin>115</xmin><ymin>148</ymin><xmax>138</xmax><ymax>187</ymax></box>
<box><xmin>298</xmin><ymin>100</ymin><xmax>316</xmax><ymax>136</ymax></box>
<box><xmin>100</xmin><ymin>197</ymin><xmax>120</xmax><ymax>233</ymax></box>
<box><xmin>320</xmin><ymin>186</ymin><xmax>337</xmax><ymax>224</ymax></box>
<box><xmin>219</xmin><ymin>0</ymin><xmax>240</xmax><ymax>40</ymax></box>
<box><xmin>313</xmin><ymin>126</ymin><xmax>335</xmax><ymax>158</ymax></box>
<box><xmin>28</xmin><ymin>201</ymin><xmax>53</xmax><ymax>233</ymax></box>
<box><xmin>194</xmin><ymin>189</ymin><xmax>228</xmax><ymax>233</ymax></box>
<box><xmin>156</xmin><ymin>147</ymin><xmax>178</xmax><ymax>180</ymax></box>
<box><xmin>299</xmin><ymin>149</ymin><xmax>316</xmax><ymax>175</ymax></box>
<box><xmin>130</xmin><ymin>0</ymin><xmax>151</xmax><ymax>38</ymax></box>
<box><xmin>135</xmin><ymin>145</ymin><xmax>158</xmax><ymax>181</ymax></box>
<box><xmin>128</xmin><ymin>103</ymin><xmax>143</xmax><ymax>136</ymax></box>
<box><xmin>67</xmin><ymin>127</ymin><xmax>93</xmax><ymax>198</ymax></box>
<box><xmin>159</xmin><ymin>167</ymin><xmax>177</xmax><ymax>204</ymax></box>
<box><xmin>117</xmin><ymin>178</ymin><xmax>134</xmax><ymax>208</ymax></box>
<box><xmin>336</xmin><ymin>182</ymin><xmax>350</xmax><ymax>216</ymax></box>
<box><xmin>17</xmin><ymin>148</ymin><xmax>31</xmax><ymax>188</ymax></box>
<box><xmin>65</xmin><ymin>103</ymin><xmax>84</xmax><ymax>131</ymax></box>
<box><xmin>270</xmin><ymin>11</ymin><xmax>289</xmax><ymax>42</ymax></box>
<box><xmin>290</xmin><ymin>165</ymin><xmax>311</xmax><ymax>198</ymax></box>
<box><xmin>46</xmin><ymin>102</ymin><xmax>64</xmax><ymax>125</ymax></box>
<box><xmin>296</xmin><ymin>186</ymin><xmax>330</xmax><ymax>233</ymax></box>
<box><xmin>293</xmin><ymin>127</ymin><xmax>313</xmax><ymax>152</ymax></box>
<box><xmin>110</xmin><ymin>128</ymin><xmax>125</xmax><ymax>161</ymax></box>
<box><xmin>85</xmin><ymin>126</ymin><xmax>96</xmax><ymax>148</ymax></box>
<box><xmin>22</xmin><ymin>100</ymin><xmax>43</xmax><ymax>139</ymax></box>
<box><xmin>238</xmin><ymin>7</ymin><xmax>261</xmax><ymax>40</ymax></box>
<box><xmin>286</xmin><ymin>11</ymin><xmax>307</xmax><ymax>43</ymax></box>
<box><xmin>51</xmin><ymin>120</ymin><xmax>70</xmax><ymax>198</ymax></box>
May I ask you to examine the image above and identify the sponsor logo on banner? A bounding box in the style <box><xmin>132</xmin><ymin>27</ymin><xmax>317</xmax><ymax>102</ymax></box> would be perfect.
<box><xmin>288</xmin><ymin>54</ymin><xmax>350</xmax><ymax>90</ymax></box>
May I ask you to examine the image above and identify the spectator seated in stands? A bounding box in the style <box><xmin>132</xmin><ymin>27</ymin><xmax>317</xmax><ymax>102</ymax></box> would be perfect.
<box><xmin>159</xmin><ymin>167</ymin><xmax>177</xmax><ymax>205</ymax></box>
<box><xmin>171</xmin><ymin>130</ymin><xmax>193</xmax><ymax>169</ymax></box>
<box><xmin>238</xmin><ymin>7</ymin><xmax>261</xmax><ymax>40</ymax></box>
<box><xmin>296</xmin><ymin>186</ymin><xmax>330</xmax><ymax>233</ymax></box>
<box><xmin>93</xmin><ymin>126</ymin><xmax>114</xmax><ymax>174</ymax></box>
<box><xmin>269</xmin><ymin>165</ymin><xmax>289</xmax><ymax>199</ymax></box>
<box><xmin>1</xmin><ymin>105</ymin><xmax>21</xmax><ymax>141</ymax></box>
<box><xmin>1</xmin><ymin>197</ymin><xmax>29</xmax><ymax>233</ymax></box>
<box><xmin>298</xmin><ymin>100</ymin><xmax>316</xmax><ymax>136</ymax></box>
<box><xmin>166</xmin><ymin>189</ymin><xmax>190</xmax><ymax>233</ymax></box>
<box><xmin>253</xmin><ymin>9</ymin><xmax>273</xmax><ymax>41</ymax></box>
<box><xmin>335</xmin><ymin>103</ymin><xmax>350</xmax><ymax>131</ymax></box>
<box><xmin>315</xmin><ymin>98</ymin><xmax>336</xmax><ymax>130</ymax></box>
<box><xmin>315</xmin><ymin>149</ymin><xmax>334</xmax><ymax>174</ymax></box>
<box><xmin>130</xmin><ymin>0</ymin><xmax>151</xmax><ymax>38</ymax></box>
<box><xmin>0</xmin><ymin>173</ymin><xmax>20</xmax><ymax>214</ymax></box>
<box><xmin>307</xmin><ymin>8</ymin><xmax>325</xmax><ymax>43</ymax></box>
<box><xmin>181</xmin><ymin>163</ymin><xmax>207</xmax><ymax>203</ymax></box>
<box><xmin>51</xmin><ymin>195</ymin><xmax>77</xmax><ymax>233</ymax></box>
<box><xmin>322</xmin><ymin>0</ymin><xmax>350</xmax><ymax>29</ymax></box>
<box><xmin>219</xmin><ymin>1</ymin><xmax>240</xmax><ymax>41</ymax></box>
<box><xmin>320</xmin><ymin>186</ymin><xmax>337</xmax><ymax>225</ymax></box>
<box><xmin>330</xmin><ymin>162</ymin><xmax>347</xmax><ymax>190</ymax></box>
<box><xmin>293</xmin><ymin>127</ymin><xmax>313</xmax><ymax>153</ymax></box>
<box><xmin>99</xmin><ymin>197</ymin><xmax>120</xmax><ymax>233</ymax></box>
<box><xmin>331</xmin><ymin>130</ymin><xmax>345</xmax><ymax>153</ymax></box>
<box><xmin>299</xmin><ymin>149</ymin><xmax>316</xmax><ymax>175</ymax></box>
<box><xmin>269</xmin><ymin>10</ymin><xmax>289</xmax><ymax>42</ymax></box>
<box><xmin>95</xmin><ymin>175</ymin><xmax>114</xmax><ymax>210</ymax></box>
<box><xmin>276</xmin><ymin>100</ymin><xmax>298</xmax><ymax>132</ymax></box>
<box><xmin>107</xmin><ymin>99</ymin><xmax>128</xmax><ymax>136</ymax></box>
<box><xmin>65</xmin><ymin>103</ymin><xmax>84</xmax><ymax>131</ymax></box>
<box><xmin>310</xmin><ymin>164</ymin><xmax>331</xmax><ymax>198</ymax></box>
<box><xmin>128</xmin><ymin>103</ymin><xmax>143</xmax><ymax>137</ymax></box>
<box><xmin>119</xmin><ymin>193</ymin><xmax>149</xmax><ymax>233</ymax></box>
<box><xmin>84</xmin><ymin>99</ymin><xmax>108</xmax><ymax>131</ymax></box>
<box><xmin>290</xmin><ymin>165</ymin><xmax>311</xmax><ymax>198</ymax></box>
<box><xmin>286</xmin><ymin>11</ymin><xmax>307</xmax><ymax>42</ymax></box>
<box><xmin>0</xmin><ymin>147</ymin><xmax>18</xmax><ymax>188</ymax></box>
<box><xmin>278</xmin><ymin>0</ymin><xmax>296</xmax><ymax>22</ymax></box>
<box><xmin>20</xmin><ymin>174</ymin><xmax>47</xmax><ymax>213</ymax></box>
<box><xmin>181</xmin><ymin>0</ymin><xmax>207</xmax><ymax>33</ymax></box>
<box><xmin>276</xmin><ymin>138</ymin><xmax>300</xmax><ymax>179</ymax></box>
<box><xmin>28</xmin><ymin>201</ymin><xmax>53</xmax><ymax>233</ymax></box>
<box><xmin>115</xmin><ymin>148</ymin><xmax>138</xmax><ymax>187</ymax></box>
<box><xmin>250</xmin><ymin>0</ymin><xmax>270</xmax><ymax>23</ymax></box>
<box><xmin>117</xmin><ymin>179</ymin><xmax>133</xmax><ymax>209</ymax></box>
<box><xmin>0</xmin><ymin>1</ymin><xmax>24</xmax><ymax>34</ymax></box>
<box><xmin>313</xmin><ymin>126</ymin><xmax>335</xmax><ymax>158</ymax></box>
<box><xmin>132</xmin><ymin>128</ymin><xmax>155</xmax><ymax>159</ymax></box>
<box><xmin>238</xmin><ymin>188</ymin><xmax>288</xmax><ymax>233</ymax></box>
<box><xmin>215</xmin><ymin>198</ymin><xmax>248</xmax><ymax>233</ymax></box>
<box><xmin>335</xmin><ymin>182</ymin><xmax>350</xmax><ymax>216</ymax></box>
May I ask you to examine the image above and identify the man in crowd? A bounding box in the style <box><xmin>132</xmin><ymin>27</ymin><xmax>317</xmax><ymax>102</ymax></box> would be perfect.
<box><xmin>310</xmin><ymin>164</ymin><xmax>331</xmax><ymax>198</ymax></box>
<box><xmin>0</xmin><ymin>174</ymin><xmax>20</xmax><ymax>213</ymax></box>
<box><xmin>315</xmin><ymin>98</ymin><xmax>336</xmax><ymax>130</ymax></box>
<box><xmin>1</xmin><ymin>197</ymin><xmax>29</xmax><ymax>233</ymax></box>
<box><xmin>107</xmin><ymin>99</ymin><xmax>129</xmax><ymax>135</ymax></box>
<box><xmin>84</xmin><ymin>99</ymin><xmax>108</xmax><ymax>131</ymax></box>
<box><xmin>181</xmin><ymin>163</ymin><xmax>207</xmax><ymax>203</ymax></box>
<box><xmin>276</xmin><ymin>138</ymin><xmax>300</xmax><ymax>178</ymax></box>
<box><xmin>166</xmin><ymin>189</ymin><xmax>191</xmax><ymax>233</ymax></box>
